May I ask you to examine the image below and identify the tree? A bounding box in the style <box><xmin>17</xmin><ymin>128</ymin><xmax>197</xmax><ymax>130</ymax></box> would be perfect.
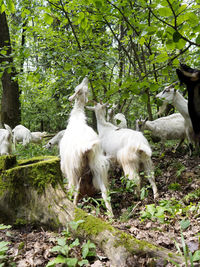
<box><xmin>0</xmin><ymin>11</ymin><xmax>21</xmax><ymax>128</ymax></box>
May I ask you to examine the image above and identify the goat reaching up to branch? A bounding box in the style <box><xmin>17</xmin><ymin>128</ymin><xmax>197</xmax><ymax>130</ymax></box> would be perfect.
<box><xmin>59</xmin><ymin>78</ymin><xmax>113</xmax><ymax>216</ymax></box>
<box><xmin>87</xmin><ymin>103</ymin><xmax>158</xmax><ymax>200</ymax></box>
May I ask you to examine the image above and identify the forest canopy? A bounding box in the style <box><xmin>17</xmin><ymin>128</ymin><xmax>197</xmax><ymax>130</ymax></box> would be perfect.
<box><xmin>0</xmin><ymin>0</ymin><xmax>200</xmax><ymax>130</ymax></box>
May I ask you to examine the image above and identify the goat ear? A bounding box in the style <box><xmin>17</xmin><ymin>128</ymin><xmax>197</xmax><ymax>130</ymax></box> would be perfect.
<box><xmin>68</xmin><ymin>92</ymin><xmax>77</xmax><ymax>101</ymax></box>
<box><xmin>191</xmin><ymin>72</ymin><xmax>199</xmax><ymax>81</ymax></box>
<box><xmin>68</xmin><ymin>88</ymin><xmax>82</xmax><ymax>101</ymax></box>
<box><xmin>144</xmin><ymin>117</ymin><xmax>148</xmax><ymax>123</ymax></box>
<box><xmin>182</xmin><ymin>70</ymin><xmax>199</xmax><ymax>81</ymax></box>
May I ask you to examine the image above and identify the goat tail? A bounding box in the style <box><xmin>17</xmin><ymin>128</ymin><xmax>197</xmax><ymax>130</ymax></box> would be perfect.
<box><xmin>87</xmin><ymin>141</ymin><xmax>109</xmax><ymax>191</ymax></box>
<box><xmin>137</xmin><ymin>142</ymin><xmax>152</xmax><ymax>158</ymax></box>
<box><xmin>4</xmin><ymin>124</ymin><xmax>12</xmax><ymax>135</ymax></box>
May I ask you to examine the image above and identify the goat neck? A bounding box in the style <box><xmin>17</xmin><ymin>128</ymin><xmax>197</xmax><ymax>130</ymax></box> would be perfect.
<box><xmin>172</xmin><ymin>91</ymin><xmax>189</xmax><ymax>120</ymax></box>
<box><xmin>68</xmin><ymin>98</ymin><xmax>87</xmax><ymax>125</ymax></box>
<box><xmin>95</xmin><ymin>108</ymin><xmax>117</xmax><ymax>135</ymax></box>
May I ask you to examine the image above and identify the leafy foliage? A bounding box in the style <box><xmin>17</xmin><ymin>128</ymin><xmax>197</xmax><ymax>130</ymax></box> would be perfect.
<box><xmin>46</xmin><ymin>220</ymin><xmax>96</xmax><ymax>267</ymax></box>
<box><xmin>0</xmin><ymin>224</ymin><xmax>14</xmax><ymax>267</ymax></box>
<box><xmin>1</xmin><ymin>0</ymin><xmax>200</xmax><ymax>129</ymax></box>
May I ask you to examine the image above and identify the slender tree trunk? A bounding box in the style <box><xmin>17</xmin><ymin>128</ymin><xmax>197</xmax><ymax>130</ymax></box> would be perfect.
<box><xmin>0</xmin><ymin>12</ymin><xmax>21</xmax><ymax>128</ymax></box>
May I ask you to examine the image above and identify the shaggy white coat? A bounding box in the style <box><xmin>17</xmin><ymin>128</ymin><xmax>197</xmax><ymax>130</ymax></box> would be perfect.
<box><xmin>0</xmin><ymin>126</ymin><xmax>12</xmax><ymax>155</ymax></box>
<box><xmin>12</xmin><ymin>124</ymin><xmax>32</xmax><ymax>149</ymax></box>
<box><xmin>88</xmin><ymin>103</ymin><xmax>158</xmax><ymax>199</ymax></box>
<box><xmin>59</xmin><ymin>78</ymin><xmax>113</xmax><ymax>215</ymax></box>
<box><xmin>44</xmin><ymin>130</ymin><xmax>65</xmax><ymax>149</ymax></box>
<box><xmin>156</xmin><ymin>84</ymin><xmax>195</xmax><ymax>153</ymax></box>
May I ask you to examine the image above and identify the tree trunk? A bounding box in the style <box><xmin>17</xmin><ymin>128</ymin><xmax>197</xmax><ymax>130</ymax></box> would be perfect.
<box><xmin>0</xmin><ymin>12</ymin><xmax>21</xmax><ymax>128</ymax></box>
<box><xmin>0</xmin><ymin>155</ymin><xmax>184</xmax><ymax>266</ymax></box>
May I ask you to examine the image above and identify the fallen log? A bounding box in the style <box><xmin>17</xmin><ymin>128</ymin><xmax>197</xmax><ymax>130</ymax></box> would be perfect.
<box><xmin>0</xmin><ymin>155</ymin><xmax>184</xmax><ymax>266</ymax></box>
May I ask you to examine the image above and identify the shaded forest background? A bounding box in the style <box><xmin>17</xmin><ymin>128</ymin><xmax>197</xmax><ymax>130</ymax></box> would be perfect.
<box><xmin>1</xmin><ymin>0</ymin><xmax>200</xmax><ymax>131</ymax></box>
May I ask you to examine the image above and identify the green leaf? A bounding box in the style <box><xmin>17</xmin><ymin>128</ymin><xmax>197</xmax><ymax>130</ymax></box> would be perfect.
<box><xmin>154</xmin><ymin>52</ymin><xmax>169</xmax><ymax>63</ymax></box>
<box><xmin>46</xmin><ymin>256</ymin><xmax>78</xmax><ymax>267</ymax></box>
<box><xmin>193</xmin><ymin>250</ymin><xmax>200</xmax><ymax>262</ymax></box>
<box><xmin>94</xmin><ymin>0</ymin><xmax>102</xmax><ymax>8</ymax></box>
<box><xmin>0</xmin><ymin>3</ymin><xmax>6</xmax><ymax>13</ymax></box>
<box><xmin>175</xmin><ymin>38</ymin><xmax>186</xmax><ymax>50</ymax></box>
<box><xmin>44</xmin><ymin>13</ymin><xmax>53</xmax><ymax>25</ymax></box>
<box><xmin>82</xmin><ymin>240</ymin><xmax>96</xmax><ymax>259</ymax></box>
<box><xmin>70</xmin><ymin>238</ymin><xmax>80</xmax><ymax>248</ymax></box>
<box><xmin>69</xmin><ymin>220</ymin><xmax>84</xmax><ymax>230</ymax></box>
<box><xmin>157</xmin><ymin>7</ymin><xmax>172</xmax><ymax>17</ymax></box>
<box><xmin>166</xmin><ymin>39</ymin><xmax>175</xmax><ymax>50</ymax></box>
<box><xmin>0</xmin><ymin>241</ymin><xmax>9</xmax><ymax>254</ymax></box>
<box><xmin>173</xmin><ymin>31</ymin><xmax>182</xmax><ymax>43</ymax></box>
<box><xmin>180</xmin><ymin>219</ymin><xmax>190</xmax><ymax>230</ymax></box>
<box><xmin>0</xmin><ymin>224</ymin><xmax>11</xmax><ymax>230</ymax></box>
<box><xmin>57</xmin><ymin>238</ymin><xmax>67</xmax><ymax>247</ymax></box>
<box><xmin>78</xmin><ymin>259</ymin><xmax>89</xmax><ymax>266</ymax></box>
<box><xmin>6</xmin><ymin>0</ymin><xmax>15</xmax><ymax>13</ymax></box>
<box><xmin>0</xmin><ymin>0</ymin><xmax>4</xmax><ymax>10</ymax></box>
<box><xmin>65</xmin><ymin>258</ymin><xmax>78</xmax><ymax>266</ymax></box>
<box><xmin>196</xmin><ymin>34</ymin><xmax>200</xmax><ymax>44</ymax></box>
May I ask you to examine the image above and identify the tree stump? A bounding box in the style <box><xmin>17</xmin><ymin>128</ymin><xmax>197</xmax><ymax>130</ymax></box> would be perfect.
<box><xmin>0</xmin><ymin>155</ymin><xmax>184</xmax><ymax>266</ymax></box>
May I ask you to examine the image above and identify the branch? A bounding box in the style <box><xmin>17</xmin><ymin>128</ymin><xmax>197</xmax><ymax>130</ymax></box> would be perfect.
<box><xmin>103</xmin><ymin>16</ymin><xmax>136</xmax><ymax>68</ymax></box>
<box><xmin>47</xmin><ymin>0</ymin><xmax>82</xmax><ymax>51</ymax></box>
<box><xmin>148</xmin><ymin>5</ymin><xmax>200</xmax><ymax>47</ymax></box>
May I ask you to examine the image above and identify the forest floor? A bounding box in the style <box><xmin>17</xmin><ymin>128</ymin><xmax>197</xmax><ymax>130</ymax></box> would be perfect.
<box><xmin>0</xmin><ymin>143</ymin><xmax>200</xmax><ymax>267</ymax></box>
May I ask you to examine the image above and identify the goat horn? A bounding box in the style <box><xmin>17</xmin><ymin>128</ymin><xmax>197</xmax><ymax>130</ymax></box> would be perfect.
<box><xmin>86</xmin><ymin>106</ymin><xmax>95</xmax><ymax>111</ymax></box>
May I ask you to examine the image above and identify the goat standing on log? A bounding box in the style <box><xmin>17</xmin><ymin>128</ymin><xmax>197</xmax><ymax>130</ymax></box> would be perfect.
<box><xmin>176</xmin><ymin>64</ymin><xmax>200</xmax><ymax>146</ymax></box>
<box><xmin>59</xmin><ymin>77</ymin><xmax>113</xmax><ymax>216</ymax></box>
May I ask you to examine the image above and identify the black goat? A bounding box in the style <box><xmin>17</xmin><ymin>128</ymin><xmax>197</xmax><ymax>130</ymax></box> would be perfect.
<box><xmin>176</xmin><ymin>64</ymin><xmax>200</xmax><ymax>144</ymax></box>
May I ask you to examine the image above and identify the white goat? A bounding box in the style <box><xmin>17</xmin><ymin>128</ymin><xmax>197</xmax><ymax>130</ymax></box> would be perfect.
<box><xmin>156</xmin><ymin>84</ymin><xmax>195</xmax><ymax>153</ymax></box>
<box><xmin>44</xmin><ymin>130</ymin><xmax>65</xmax><ymax>149</ymax></box>
<box><xmin>0</xmin><ymin>124</ymin><xmax>12</xmax><ymax>155</ymax></box>
<box><xmin>87</xmin><ymin>103</ymin><xmax>158</xmax><ymax>199</ymax></box>
<box><xmin>12</xmin><ymin>124</ymin><xmax>32</xmax><ymax>149</ymax></box>
<box><xmin>136</xmin><ymin>113</ymin><xmax>186</xmax><ymax>151</ymax></box>
<box><xmin>107</xmin><ymin>104</ymin><xmax>127</xmax><ymax>128</ymax></box>
<box><xmin>31</xmin><ymin>131</ymin><xmax>47</xmax><ymax>144</ymax></box>
<box><xmin>59</xmin><ymin>78</ymin><xmax>113</xmax><ymax>216</ymax></box>
<box><xmin>113</xmin><ymin>113</ymin><xmax>127</xmax><ymax>128</ymax></box>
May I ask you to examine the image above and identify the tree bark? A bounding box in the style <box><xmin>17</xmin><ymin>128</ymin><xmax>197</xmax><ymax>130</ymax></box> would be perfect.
<box><xmin>0</xmin><ymin>155</ymin><xmax>184</xmax><ymax>266</ymax></box>
<box><xmin>0</xmin><ymin>12</ymin><xmax>21</xmax><ymax>128</ymax></box>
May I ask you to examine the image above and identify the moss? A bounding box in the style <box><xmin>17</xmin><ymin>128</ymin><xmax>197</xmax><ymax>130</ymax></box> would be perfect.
<box><xmin>18</xmin><ymin>242</ymin><xmax>25</xmax><ymax>250</ymax></box>
<box><xmin>0</xmin><ymin>155</ymin><xmax>17</xmax><ymax>173</ymax></box>
<box><xmin>0</xmin><ymin>156</ymin><xmax>63</xmax><ymax>195</ymax></box>
<box><xmin>114</xmin><ymin>231</ymin><xmax>157</xmax><ymax>252</ymax></box>
<box><xmin>74</xmin><ymin>208</ymin><xmax>114</xmax><ymax>237</ymax></box>
<box><xmin>14</xmin><ymin>218</ymin><xmax>28</xmax><ymax>227</ymax></box>
<box><xmin>183</xmin><ymin>189</ymin><xmax>200</xmax><ymax>203</ymax></box>
<box><xmin>18</xmin><ymin>156</ymin><xmax>57</xmax><ymax>166</ymax></box>
<box><xmin>0</xmin><ymin>156</ymin><xmax>64</xmax><ymax>226</ymax></box>
<box><xmin>74</xmin><ymin>208</ymin><xmax>177</xmax><ymax>261</ymax></box>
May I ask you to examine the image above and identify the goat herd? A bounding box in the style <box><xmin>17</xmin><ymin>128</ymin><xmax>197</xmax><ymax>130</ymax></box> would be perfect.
<box><xmin>0</xmin><ymin>64</ymin><xmax>199</xmax><ymax>216</ymax></box>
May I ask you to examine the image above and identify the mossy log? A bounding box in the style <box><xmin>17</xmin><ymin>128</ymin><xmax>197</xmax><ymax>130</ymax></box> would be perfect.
<box><xmin>0</xmin><ymin>155</ymin><xmax>184</xmax><ymax>266</ymax></box>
